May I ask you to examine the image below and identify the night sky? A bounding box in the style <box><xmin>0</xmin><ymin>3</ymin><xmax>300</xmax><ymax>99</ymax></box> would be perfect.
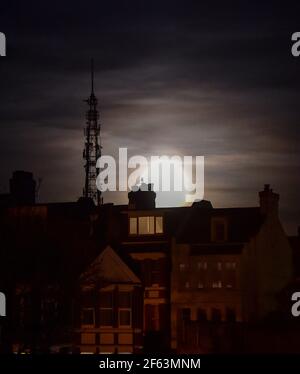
<box><xmin>0</xmin><ymin>1</ymin><xmax>299</xmax><ymax>233</ymax></box>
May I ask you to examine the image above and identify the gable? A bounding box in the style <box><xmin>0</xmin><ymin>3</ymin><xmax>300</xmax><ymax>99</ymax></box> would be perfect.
<box><xmin>80</xmin><ymin>245</ymin><xmax>141</xmax><ymax>284</ymax></box>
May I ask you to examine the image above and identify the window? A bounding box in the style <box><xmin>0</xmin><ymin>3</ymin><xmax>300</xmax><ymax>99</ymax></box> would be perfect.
<box><xmin>226</xmin><ymin>262</ymin><xmax>236</xmax><ymax>270</ymax></box>
<box><xmin>197</xmin><ymin>308</ymin><xmax>207</xmax><ymax>322</ymax></box>
<box><xmin>81</xmin><ymin>333</ymin><xmax>96</xmax><ymax>345</ymax></box>
<box><xmin>225</xmin><ymin>262</ymin><xmax>236</xmax><ymax>288</ymax></box>
<box><xmin>129</xmin><ymin>216</ymin><xmax>164</xmax><ymax>235</ymax></box>
<box><xmin>211</xmin><ymin>218</ymin><xmax>227</xmax><ymax>242</ymax></box>
<box><xmin>211</xmin><ymin>308</ymin><xmax>222</xmax><ymax>322</ymax></box>
<box><xmin>179</xmin><ymin>263</ymin><xmax>186</xmax><ymax>272</ymax></box>
<box><xmin>151</xmin><ymin>261</ymin><xmax>161</xmax><ymax>285</ymax></box>
<box><xmin>119</xmin><ymin>310</ymin><xmax>131</xmax><ymax>327</ymax></box>
<box><xmin>198</xmin><ymin>282</ymin><xmax>204</xmax><ymax>289</ymax></box>
<box><xmin>197</xmin><ymin>261</ymin><xmax>207</xmax><ymax>270</ymax></box>
<box><xmin>139</xmin><ymin>216</ymin><xmax>154</xmax><ymax>234</ymax></box>
<box><xmin>118</xmin><ymin>292</ymin><xmax>132</xmax><ymax>327</ymax></box>
<box><xmin>129</xmin><ymin>217</ymin><xmax>137</xmax><ymax>234</ymax></box>
<box><xmin>99</xmin><ymin>292</ymin><xmax>113</xmax><ymax>327</ymax></box>
<box><xmin>226</xmin><ymin>308</ymin><xmax>236</xmax><ymax>322</ymax></box>
<box><xmin>145</xmin><ymin>304</ymin><xmax>160</xmax><ymax>331</ymax></box>
<box><xmin>215</xmin><ymin>223</ymin><xmax>225</xmax><ymax>241</ymax></box>
<box><xmin>81</xmin><ymin>308</ymin><xmax>95</xmax><ymax>327</ymax></box>
<box><xmin>185</xmin><ymin>281</ymin><xmax>190</xmax><ymax>289</ymax></box>
<box><xmin>212</xmin><ymin>262</ymin><xmax>222</xmax><ymax>288</ymax></box>
<box><xmin>182</xmin><ymin>308</ymin><xmax>191</xmax><ymax>322</ymax></box>
<box><xmin>212</xmin><ymin>281</ymin><xmax>222</xmax><ymax>288</ymax></box>
<box><xmin>197</xmin><ymin>261</ymin><xmax>207</xmax><ymax>289</ymax></box>
<box><xmin>155</xmin><ymin>216</ymin><xmax>163</xmax><ymax>233</ymax></box>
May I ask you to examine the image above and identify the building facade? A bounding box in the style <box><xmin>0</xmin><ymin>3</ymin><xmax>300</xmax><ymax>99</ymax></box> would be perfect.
<box><xmin>0</xmin><ymin>172</ymin><xmax>298</xmax><ymax>353</ymax></box>
<box><xmin>74</xmin><ymin>246</ymin><xmax>143</xmax><ymax>354</ymax></box>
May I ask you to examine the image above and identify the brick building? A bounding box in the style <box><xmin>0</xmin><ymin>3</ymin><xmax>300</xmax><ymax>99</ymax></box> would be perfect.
<box><xmin>0</xmin><ymin>172</ymin><xmax>298</xmax><ymax>353</ymax></box>
<box><xmin>170</xmin><ymin>185</ymin><xmax>293</xmax><ymax>352</ymax></box>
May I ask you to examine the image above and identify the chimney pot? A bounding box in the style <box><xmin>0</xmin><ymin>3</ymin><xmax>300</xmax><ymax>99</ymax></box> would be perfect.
<box><xmin>259</xmin><ymin>184</ymin><xmax>279</xmax><ymax>216</ymax></box>
<box><xmin>128</xmin><ymin>183</ymin><xmax>156</xmax><ymax>210</ymax></box>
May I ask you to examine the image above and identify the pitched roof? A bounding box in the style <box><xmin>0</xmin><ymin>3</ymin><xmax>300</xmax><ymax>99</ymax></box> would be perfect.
<box><xmin>80</xmin><ymin>245</ymin><xmax>141</xmax><ymax>285</ymax></box>
<box><xmin>176</xmin><ymin>205</ymin><xmax>264</xmax><ymax>244</ymax></box>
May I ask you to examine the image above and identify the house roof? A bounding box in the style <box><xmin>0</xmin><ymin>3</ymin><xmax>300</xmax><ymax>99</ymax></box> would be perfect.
<box><xmin>80</xmin><ymin>245</ymin><xmax>141</xmax><ymax>285</ymax></box>
<box><xmin>176</xmin><ymin>205</ymin><xmax>264</xmax><ymax>244</ymax></box>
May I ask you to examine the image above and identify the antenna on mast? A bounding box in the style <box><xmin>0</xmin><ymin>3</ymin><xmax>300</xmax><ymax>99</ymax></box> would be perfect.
<box><xmin>91</xmin><ymin>58</ymin><xmax>94</xmax><ymax>95</ymax></box>
<box><xmin>82</xmin><ymin>58</ymin><xmax>102</xmax><ymax>205</ymax></box>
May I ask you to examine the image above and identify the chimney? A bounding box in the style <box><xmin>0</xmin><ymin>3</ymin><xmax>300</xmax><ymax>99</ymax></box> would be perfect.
<box><xmin>259</xmin><ymin>184</ymin><xmax>279</xmax><ymax>216</ymax></box>
<box><xmin>9</xmin><ymin>170</ymin><xmax>36</xmax><ymax>206</ymax></box>
<box><xmin>128</xmin><ymin>183</ymin><xmax>156</xmax><ymax>210</ymax></box>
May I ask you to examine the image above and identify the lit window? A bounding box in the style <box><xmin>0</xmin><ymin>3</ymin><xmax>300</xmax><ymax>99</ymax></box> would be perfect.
<box><xmin>225</xmin><ymin>262</ymin><xmax>236</xmax><ymax>270</ymax></box>
<box><xmin>197</xmin><ymin>261</ymin><xmax>207</xmax><ymax>270</ymax></box>
<box><xmin>138</xmin><ymin>216</ymin><xmax>155</xmax><ymax>234</ymax></box>
<box><xmin>197</xmin><ymin>261</ymin><xmax>207</xmax><ymax>288</ymax></box>
<box><xmin>198</xmin><ymin>282</ymin><xmax>204</xmax><ymax>289</ymax></box>
<box><xmin>129</xmin><ymin>217</ymin><xmax>137</xmax><ymax>234</ymax></box>
<box><xmin>81</xmin><ymin>308</ymin><xmax>95</xmax><ymax>327</ymax></box>
<box><xmin>179</xmin><ymin>263</ymin><xmax>186</xmax><ymax>272</ymax></box>
<box><xmin>149</xmin><ymin>217</ymin><xmax>155</xmax><ymax>233</ymax></box>
<box><xmin>99</xmin><ymin>292</ymin><xmax>113</xmax><ymax>327</ymax></box>
<box><xmin>155</xmin><ymin>216</ymin><xmax>163</xmax><ymax>233</ymax></box>
<box><xmin>225</xmin><ymin>262</ymin><xmax>237</xmax><ymax>288</ymax></box>
<box><xmin>129</xmin><ymin>216</ymin><xmax>164</xmax><ymax>235</ymax></box>
<box><xmin>212</xmin><ymin>281</ymin><xmax>222</xmax><ymax>288</ymax></box>
<box><xmin>119</xmin><ymin>292</ymin><xmax>132</xmax><ymax>327</ymax></box>
<box><xmin>211</xmin><ymin>261</ymin><xmax>222</xmax><ymax>288</ymax></box>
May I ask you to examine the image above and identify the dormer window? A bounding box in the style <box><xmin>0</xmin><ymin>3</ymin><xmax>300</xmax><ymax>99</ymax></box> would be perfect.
<box><xmin>129</xmin><ymin>216</ymin><xmax>164</xmax><ymax>235</ymax></box>
<box><xmin>211</xmin><ymin>217</ymin><xmax>227</xmax><ymax>242</ymax></box>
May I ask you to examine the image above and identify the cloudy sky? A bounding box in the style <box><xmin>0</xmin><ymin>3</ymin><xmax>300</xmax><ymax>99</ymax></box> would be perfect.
<box><xmin>0</xmin><ymin>1</ymin><xmax>299</xmax><ymax>233</ymax></box>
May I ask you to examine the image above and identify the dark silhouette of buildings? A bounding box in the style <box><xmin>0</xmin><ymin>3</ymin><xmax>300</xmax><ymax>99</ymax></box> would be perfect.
<box><xmin>0</xmin><ymin>173</ymin><xmax>299</xmax><ymax>353</ymax></box>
